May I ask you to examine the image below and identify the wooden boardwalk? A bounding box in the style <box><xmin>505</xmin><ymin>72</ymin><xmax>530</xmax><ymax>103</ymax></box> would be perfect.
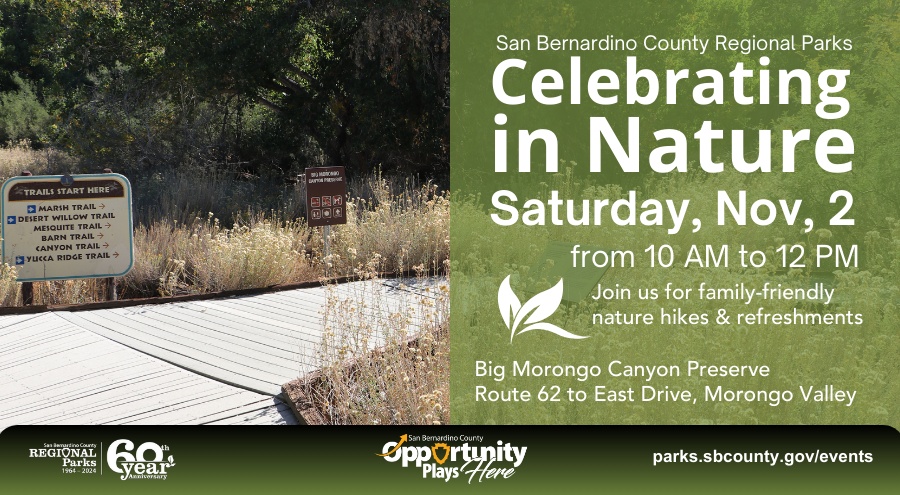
<box><xmin>0</xmin><ymin>313</ymin><xmax>296</xmax><ymax>428</ymax></box>
<box><xmin>54</xmin><ymin>278</ymin><xmax>436</xmax><ymax>395</ymax></box>
<box><xmin>0</xmin><ymin>278</ymin><xmax>445</xmax><ymax>428</ymax></box>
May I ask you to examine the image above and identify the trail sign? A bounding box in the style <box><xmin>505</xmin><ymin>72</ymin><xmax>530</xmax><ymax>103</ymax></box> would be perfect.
<box><xmin>305</xmin><ymin>166</ymin><xmax>346</xmax><ymax>227</ymax></box>
<box><xmin>1</xmin><ymin>173</ymin><xmax>134</xmax><ymax>282</ymax></box>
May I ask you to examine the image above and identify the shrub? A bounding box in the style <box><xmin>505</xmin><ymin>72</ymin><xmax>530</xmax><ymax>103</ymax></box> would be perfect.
<box><xmin>0</xmin><ymin>74</ymin><xmax>51</xmax><ymax>145</ymax></box>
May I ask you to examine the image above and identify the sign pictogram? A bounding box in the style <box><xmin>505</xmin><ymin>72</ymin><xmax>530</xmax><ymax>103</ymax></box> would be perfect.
<box><xmin>305</xmin><ymin>167</ymin><xmax>347</xmax><ymax>227</ymax></box>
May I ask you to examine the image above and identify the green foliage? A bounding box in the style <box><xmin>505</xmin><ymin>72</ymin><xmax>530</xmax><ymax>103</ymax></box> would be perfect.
<box><xmin>0</xmin><ymin>0</ymin><xmax>50</xmax><ymax>92</ymax></box>
<box><xmin>0</xmin><ymin>73</ymin><xmax>51</xmax><ymax>144</ymax></box>
<box><xmin>0</xmin><ymin>0</ymin><xmax>449</xmax><ymax>176</ymax></box>
<box><xmin>773</xmin><ymin>11</ymin><xmax>900</xmax><ymax>239</ymax></box>
<box><xmin>58</xmin><ymin>63</ymin><xmax>224</xmax><ymax>170</ymax></box>
<box><xmin>117</xmin><ymin>0</ymin><xmax>449</xmax><ymax>175</ymax></box>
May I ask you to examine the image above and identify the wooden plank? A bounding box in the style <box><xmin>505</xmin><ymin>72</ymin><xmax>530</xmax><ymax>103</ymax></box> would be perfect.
<box><xmin>186</xmin><ymin>297</ymin><xmax>325</xmax><ymax>337</ymax></box>
<box><xmin>127</xmin><ymin>391</ymin><xmax>269</xmax><ymax>424</ymax></box>
<box><xmin>124</xmin><ymin>305</ymin><xmax>304</xmax><ymax>360</ymax></box>
<box><xmin>119</xmin><ymin>391</ymin><xmax>277</xmax><ymax>425</ymax></box>
<box><xmin>248</xmin><ymin>292</ymin><xmax>362</xmax><ymax>319</ymax></box>
<box><xmin>151</xmin><ymin>303</ymin><xmax>304</xmax><ymax>347</ymax></box>
<box><xmin>58</xmin><ymin>311</ymin><xmax>295</xmax><ymax>386</ymax></box>
<box><xmin>13</xmin><ymin>376</ymin><xmax>212</xmax><ymax>425</ymax></box>
<box><xmin>99</xmin><ymin>307</ymin><xmax>304</xmax><ymax>372</ymax></box>
<box><xmin>0</xmin><ymin>349</ymin><xmax>151</xmax><ymax>390</ymax></box>
<box><xmin>0</xmin><ymin>313</ymin><xmax>47</xmax><ymax>328</ymax></box>
<box><xmin>200</xmin><ymin>296</ymin><xmax>325</xmax><ymax>328</ymax></box>
<box><xmin>0</xmin><ymin>326</ymin><xmax>84</xmax><ymax>355</ymax></box>
<box><xmin>37</xmin><ymin>386</ymin><xmax>235</xmax><ymax>425</ymax></box>
<box><xmin>0</xmin><ymin>337</ymin><xmax>98</xmax><ymax>372</ymax></box>
<box><xmin>0</xmin><ymin>314</ymin><xmax>74</xmax><ymax>343</ymax></box>
<box><xmin>81</xmin><ymin>387</ymin><xmax>242</xmax><ymax>425</ymax></box>
<box><xmin>0</xmin><ymin>330</ymin><xmax>88</xmax><ymax>362</ymax></box>
<box><xmin>0</xmin><ymin>351</ymin><xmax>151</xmax><ymax>402</ymax></box>
<box><xmin>188</xmin><ymin>397</ymin><xmax>291</xmax><ymax>424</ymax></box>
<box><xmin>97</xmin><ymin>306</ymin><xmax>308</xmax><ymax>364</ymax></box>
<box><xmin>259</xmin><ymin>285</ymin><xmax>430</xmax><ymax>337</ymax></box>
<box><xmin>0</xmin><ymin>367</ymin><xmax>181</xmax><ymax>416</ymax></box>
<box><xmin>53</xmin><ymin>312</ymin><xmax>283</xmax><ymax>395</ymax></box>
<box><xmin>2</xmin><ymin>276</ymin><xmax>444</xmax><ymax>428</ymax></box>
<box><xmin>247</xmin><ymin>290</ymin><xmax>332</xmax><ymax>309</ymax></box>
<box><xmin>2</xmin><ymin>360</ymin><xmax>283</xmax><ymax>427</ymax></box>
<box><xmin>2</xmin><ymin>368</ymin><xmax>200</xmax><ymax>414</ymax></box>
<box><xmin>0</xmin><ymin>311</ymin><xmax>297</xmax><ymax>428</ymax></box>
<box><xmin>220</xmin><ymin>292</ymin><xmax>416</xmax><ymax>328</ymax></box>
<box><xmin>206</xmin><ymin>403</ymin><xmax>297</xmax><ymax>425</ymax></box>
<box><xmin>380</xmin><ymin>277</ymin><xmax>448</xmax><ymax>299</ymax></box>
<box><xmin>191</xmin><ymin>299</ymin><xmax>325</xmax><ymax>338</ymax></box>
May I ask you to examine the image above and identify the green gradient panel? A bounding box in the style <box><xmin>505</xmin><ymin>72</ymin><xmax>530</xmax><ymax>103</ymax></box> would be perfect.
<box><xmin>0</xmin><ymin>426</ymin><xmax>897</xmax><ymax>493</ymax></box>
<box><xmin>450</xmin><ymin>0</ymin><xmax>900</xmax><ymax>425</ymax></box>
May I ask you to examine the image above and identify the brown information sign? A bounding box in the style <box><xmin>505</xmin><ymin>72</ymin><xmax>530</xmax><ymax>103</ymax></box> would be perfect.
<box><xmin>305</xmin><ymin>166</ymin><xmax>347</xmax><ymax>227</ymax></box>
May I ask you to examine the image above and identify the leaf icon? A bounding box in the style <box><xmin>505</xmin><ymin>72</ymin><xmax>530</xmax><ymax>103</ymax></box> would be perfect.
<box><xmin>497</xmin><ymin>275</ymin><xmax>521</xmax><ymax>332</ymax></box>
<box><xmin>511</xmin><ymin>277</ymin><xmax>563</xmax><ymax>335</ymax></box>
<box><xmin>498</xmin><ymin>276</ymin><xmax>588</xmax><ymax>342</ymax></box>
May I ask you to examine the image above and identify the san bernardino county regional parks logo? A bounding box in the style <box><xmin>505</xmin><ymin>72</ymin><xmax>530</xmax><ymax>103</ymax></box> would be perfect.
<box><xmin>498</xmin><ymin>275</ymin><xmax>588</xmax><ymax>342</ymax></box>
<box><xmin>107</xmin><ymin>439</ymin><xmax>175</xmax><ymax>481</ymax></box>
<box><xmin>377</xmin><ymin>434</ymin><xmax>527</xmax><ymax>483</ymax></box>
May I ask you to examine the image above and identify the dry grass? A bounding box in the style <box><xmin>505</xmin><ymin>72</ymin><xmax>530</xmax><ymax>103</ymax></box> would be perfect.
<box><xmin>131</xmin><ymin>167</ymin><xmax>307</xmax><ymax>227</ymax></box>
<box><xmin>0</xmin><ymin>263</ymin><xmax>17</xmax><ymax>306</ymax></box>
<box><xmin>0</xmin><ymin>151</ymin><xmax>450</xmax><ymax>305</ymax></box>
<box><xmin>331</xmin><ymin>177</ymin><xmax>450</xmax><ymax>275</ymax></box>
<box><xmin>125</xmin><ymin>215</ymin><xmax>318</xmax><ymax>297</ymax></box>
<box><xmin>304</xmin><ymin>273</ymin><xmax>450</xmax><ymax>424</ymax></box>
<box><xmin>0</xmin><ymin>268</ymin><xmax>107</xmax><ymax>306</ymax></box>
<box><xmin>0</xmin><ymin>140</ymin><xmax>80</xmax><ymax>181</ymax></box>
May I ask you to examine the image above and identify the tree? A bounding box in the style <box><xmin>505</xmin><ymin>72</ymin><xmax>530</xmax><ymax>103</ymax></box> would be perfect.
<box><xmin>119</xmin><ymin>0</ymin><xmax>449</xmax><ymax>175</ymax></box>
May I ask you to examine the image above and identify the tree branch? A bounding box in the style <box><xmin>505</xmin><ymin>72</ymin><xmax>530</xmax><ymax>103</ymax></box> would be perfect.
<box><xmin>287</xmin><ymin>64</ymin><xmax>319</xmax><ymax>86</ymax></box>
<box><xmin>262</xmin><ymin>81</ymin><xmax>295</xmax><ymax>94</ymax></box>
<box><xmin>254</xmin><ymin>95</ymin><xmax>282</xmax><ymax>113</ymax></box>
<box><xmin>218</xmin><ymin>88</ymin><xmax>282</xmax><ymax>112</ymax></box>
<box><xmin>279</xmin><ymin>75</ymin><xmax>307</xmax><ymax>94</ymax></box>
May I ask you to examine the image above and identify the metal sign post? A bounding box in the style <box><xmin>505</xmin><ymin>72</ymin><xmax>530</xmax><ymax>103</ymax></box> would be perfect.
<box><xmin>18</xmin><ymin>170</ymin><xmax>33</xmax><ymax>305</ymax></box>
<box><xmin>103</xmin><ymin>168</ymin><xmax>117</xmax><ymax>301</ymax></box>
<box><xmin>323</xmin><ymin>225</ymin><xmax>331</xmax><ymax>277</ymax></box>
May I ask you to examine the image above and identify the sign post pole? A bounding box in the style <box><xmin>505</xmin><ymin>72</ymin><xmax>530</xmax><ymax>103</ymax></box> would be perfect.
<box><xmin>106</xmin><ymin>277</ymin><xmax>117</xmax><ymax>301</ymax></box>
<box><xmin>323</xmin><ymin>225</ymin><xmax>331</xmax><ymax>277</ymax></box>
<box><xmin>102</xmin><ymin>168</ymin><xmax>117</xmax><ymax>301</ymax></box>
<box><xmin>19</xmin><ymin>170</ymin><xmax>34</xmax><ymax>305</ymax></box>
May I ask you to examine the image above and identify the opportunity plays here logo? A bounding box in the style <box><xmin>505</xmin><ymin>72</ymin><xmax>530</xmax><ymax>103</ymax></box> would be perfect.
<box><xmin>377</xmin><ymin>434</ymin><xmax>527</xmax><ymax>483</ymax></box>
<box><xmin>498</xmin><ymin>275</ymin><xmax>587</xmax><ymax>342</ymax></box>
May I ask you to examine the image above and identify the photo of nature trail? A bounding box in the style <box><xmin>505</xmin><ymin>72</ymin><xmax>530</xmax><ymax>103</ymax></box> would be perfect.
<box><xmin>0</xmin><ymin>0</ymin><xmax>449</xmax><ymax>425</ymax></box>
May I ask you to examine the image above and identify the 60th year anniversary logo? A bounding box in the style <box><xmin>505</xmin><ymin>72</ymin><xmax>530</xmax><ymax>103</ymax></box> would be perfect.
<box><xmin>27</xmin><ymin>438</ymin><xmax>176</xmax><ymax>481</ymax></box>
